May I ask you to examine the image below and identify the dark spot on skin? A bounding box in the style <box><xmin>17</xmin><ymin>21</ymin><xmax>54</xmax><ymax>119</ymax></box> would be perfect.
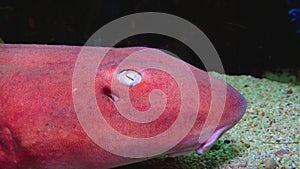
<box><xmin>46</xmin><ymin>120</ymin><xmax>53</xmax><ymax>126</ymax></box>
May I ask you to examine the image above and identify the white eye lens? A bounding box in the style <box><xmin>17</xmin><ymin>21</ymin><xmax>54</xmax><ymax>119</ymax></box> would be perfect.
<box><xmin>117</xmin><ymin>70</ymin><xmax>142</xmax><ymax>87</ymax></box>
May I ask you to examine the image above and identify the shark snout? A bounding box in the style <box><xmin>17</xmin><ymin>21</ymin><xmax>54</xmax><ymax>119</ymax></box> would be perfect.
<box><xmin>196</xmin><ymin>79</ymin><xmax>247</xmax><ymax>154</ymax></box>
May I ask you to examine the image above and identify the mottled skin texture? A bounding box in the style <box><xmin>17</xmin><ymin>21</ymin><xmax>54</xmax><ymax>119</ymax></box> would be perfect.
<box><xmin>0</xmin><ymin>44</ymin><xmax>246</xmax><ymax>169</ymax></box>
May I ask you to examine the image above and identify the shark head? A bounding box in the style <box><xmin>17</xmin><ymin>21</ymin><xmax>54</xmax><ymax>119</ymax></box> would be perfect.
<box><xmin>93</xmin><ymin>47</ymin><xmax>247</xmax><ymax>158</ymax></box>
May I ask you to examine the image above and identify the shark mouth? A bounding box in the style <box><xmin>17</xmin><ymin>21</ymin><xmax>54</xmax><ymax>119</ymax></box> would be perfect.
<box><xmin>166</xmin><ymin>125</ymin><xmax>231</xmax><ymax>157</ymax></box>
<box><xmin>197</xmin><ymin>125</ymin><xmax>231</xmax><ymax>154</ymax></box>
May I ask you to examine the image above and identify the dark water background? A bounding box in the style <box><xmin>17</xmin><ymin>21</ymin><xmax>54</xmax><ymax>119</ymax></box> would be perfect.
<box><xmin>0</xmin><ymin>0</ymin><xmax>299</xmax><ymax>77</ymax></box>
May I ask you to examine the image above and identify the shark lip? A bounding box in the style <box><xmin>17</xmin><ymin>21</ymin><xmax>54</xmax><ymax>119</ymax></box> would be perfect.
<box><xmin>196</xmin><ymin>94</ymin><xmax>247</xmax><ymax>154</ymax></box>
<box><xmin>166</xmin><ymin>126</ymin><xmax>232</xmax><ymax>157</ymax></box>
<box><xmin>196</xmin><ymin>125</ymin><xmax>231</xmax><ymax>154</ymax></box>
<box><xmin>166</xmin><ymin>145</ymin><xmax>199</xmax><ymax>157</ymax></box>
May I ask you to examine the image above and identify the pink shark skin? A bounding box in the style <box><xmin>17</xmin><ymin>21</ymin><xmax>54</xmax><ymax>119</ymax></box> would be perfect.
<box><xmin>0</xmin><ymin>44</ymin><xmax>246</xmax><ymax>169</ymax></box>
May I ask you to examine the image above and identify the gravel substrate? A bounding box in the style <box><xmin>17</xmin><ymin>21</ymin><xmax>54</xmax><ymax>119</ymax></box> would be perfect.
<box><xmin>117</xmin><ymin>72</ymin><xmax>300</xmax><ymax>169</ymax></box>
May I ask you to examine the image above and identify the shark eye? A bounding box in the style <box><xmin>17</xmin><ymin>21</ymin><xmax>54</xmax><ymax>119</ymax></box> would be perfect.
<box><xmin>117</xmin><ymin>70</ymin><xmax>142</xmax><ymax>87</ymax></box>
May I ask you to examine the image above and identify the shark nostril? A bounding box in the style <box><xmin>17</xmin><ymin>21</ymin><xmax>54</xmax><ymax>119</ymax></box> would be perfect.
<box><xmin>102</xmin><ymin>87</ymin><xmax>119</xmax><ymax>102</ymax></box>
